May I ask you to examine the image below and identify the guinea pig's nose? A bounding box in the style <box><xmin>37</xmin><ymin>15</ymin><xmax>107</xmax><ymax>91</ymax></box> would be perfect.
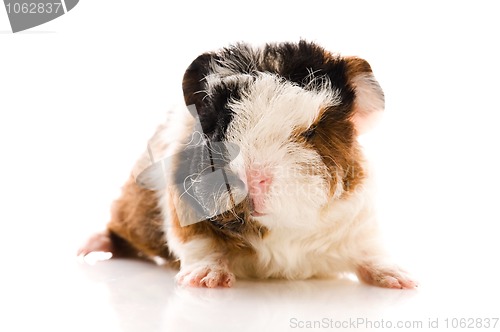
<box><xmin>246</xmin><ymin>166</ymin><xmax>273</xmax><ymax>213</ymax></box>
<box><xmin>247</xmin><ymin>168</ymin><xmax>272</xmax><ymax>195</ymax></box>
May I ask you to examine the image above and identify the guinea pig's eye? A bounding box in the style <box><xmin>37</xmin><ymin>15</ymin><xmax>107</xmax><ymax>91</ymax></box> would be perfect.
<box><xmin>302</xmin><ymin>125</ymin><xmax>317</xmax><ymax>140</ymax></box>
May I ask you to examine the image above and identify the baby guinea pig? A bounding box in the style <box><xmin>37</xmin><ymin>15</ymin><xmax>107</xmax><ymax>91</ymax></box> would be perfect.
<box><xmin>78</xmin><ymin>41</ymin><xmax>417</xmax><ymax>289</ymax></box>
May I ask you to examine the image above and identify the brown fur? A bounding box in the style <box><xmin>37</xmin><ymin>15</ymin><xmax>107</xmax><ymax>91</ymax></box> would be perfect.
<box><xmin>344</xmin><ymin>56</ymin><xmax>373</xmax><ymax>77</ymax></box>
<box><xmin>310</xmin><ymin>109</ymin><xmax>365</xmax><ymax>197</ymax></box>
<box><xmin>287</xmin><ymin>55</ymin><xmax>374</xmax><ymax>198</ymax></box>
<box><xmin>106</xmin><ymin>177</ymin><xmax>172</xmax><ymax>259</ymax></box>
<box><xmin>313</xmin><ymin>56</ymin><xmax>375</xmax><ymax>196</ymax></box>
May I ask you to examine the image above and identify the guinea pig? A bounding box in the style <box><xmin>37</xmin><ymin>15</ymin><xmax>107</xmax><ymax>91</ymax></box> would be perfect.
<box><xmin>78</xmin><ymin>40</ymin><xmax>417</xmax><ymax>289</ymax></box>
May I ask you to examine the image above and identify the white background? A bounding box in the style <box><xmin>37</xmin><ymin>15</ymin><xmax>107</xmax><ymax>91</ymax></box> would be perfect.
<box><xmin>1</xmin><ymin>1</ymin><xmax>500</xmax><ymax>331</ymax></box>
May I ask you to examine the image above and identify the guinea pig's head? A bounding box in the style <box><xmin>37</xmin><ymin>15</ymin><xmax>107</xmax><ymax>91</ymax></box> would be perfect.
<box><xmin>180</xmin><ymin>41</ymin><xmax>384</xmax><ymax>229</ymax></box>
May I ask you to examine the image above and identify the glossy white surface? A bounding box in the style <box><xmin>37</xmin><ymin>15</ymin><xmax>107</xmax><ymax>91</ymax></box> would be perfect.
<box><xmin>1</xmin><ymin>1</ymin><xmax>500</xmax><ymax>331</ymax></box>
<box><xmin>2</xmin><ymin>254</ymin><xmax>500</xmax><ymax>332</ymax></box>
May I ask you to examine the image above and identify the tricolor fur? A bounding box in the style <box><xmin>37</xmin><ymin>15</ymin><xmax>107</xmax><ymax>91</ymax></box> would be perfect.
<box><xmin>79</xmin><ymin>41</ymin><xmax>416</xmax><ymax>289</ymax></box>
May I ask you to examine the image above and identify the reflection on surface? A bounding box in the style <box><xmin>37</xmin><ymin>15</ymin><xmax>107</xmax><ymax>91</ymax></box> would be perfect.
<box><xmin>4</xmin><ymin>256</ymin><xmax>499</xmax><ymax>332</ymax></box>
<box><xmin>78</xmin><ymin>259</ymin><xmax>420</xmax><ymax>332</ymax></box>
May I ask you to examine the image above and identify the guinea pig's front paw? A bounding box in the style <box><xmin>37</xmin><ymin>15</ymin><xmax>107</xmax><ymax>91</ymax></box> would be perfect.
<box><xmin>356</xmin><ymin>264</ymin><xmax>418</xmax><ymax>289</ymax></box>
<box><xmin>176</xmin><ymin>262</ymin><xmax>235</xmax><ymax>288</ymax></box>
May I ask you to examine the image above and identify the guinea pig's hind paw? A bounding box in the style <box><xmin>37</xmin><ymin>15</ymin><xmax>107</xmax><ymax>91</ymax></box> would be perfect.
<box><xmin>356</xmin><ymin>264</ymin><xmax>418</xmax><ymax>289</ymax></box>
<box><xmin>176</xmin><ymin>264</ymin><xmax>235</xmax><ymax>288</ymax></box>
<box><xmin>77</xmin><ymin>231</ymin><xmax>113</xmax><ymax>257</ymax></box>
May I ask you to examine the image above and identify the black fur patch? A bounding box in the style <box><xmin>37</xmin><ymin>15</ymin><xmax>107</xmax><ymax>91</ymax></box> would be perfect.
<box><xmin>182</xmin><ymin>41</ymin><xmax>356</xmax><ymax>142</ymax></box>
<box><xmin>260</xmin><ymin>41</ymin><xmax>355</xmax><ymax>116</ymax></box>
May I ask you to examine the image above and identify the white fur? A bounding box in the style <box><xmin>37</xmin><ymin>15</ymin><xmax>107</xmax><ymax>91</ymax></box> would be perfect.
<box><xmin>171</xmin><ymin>236</ymin><xmax>235</xmax><ymax>287</ymax></box>
<box><xmin>224</xmin><ymin>73</ymin><xmax>341</xmax><ymax>229</ymax></box>
<box><xmin>230</xmin><ymin>179</ymin><xmax>380</xmax><ymax>279</ymax></box>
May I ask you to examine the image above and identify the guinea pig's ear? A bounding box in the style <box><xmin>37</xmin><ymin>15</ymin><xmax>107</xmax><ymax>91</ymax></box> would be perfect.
<box><xmin>182</xmin><ymin>53</ymin><xmax>213</xmax><ymax>112</ymax></box>
<box><xmin>181</xmin><ymin>52</ymin><xmax>222</xmax><ymax>135</ymax></box>
<box><xmin>345</xmin><ymin>57</ymin><xmax>385</xmax><ymax>135</ymax></box>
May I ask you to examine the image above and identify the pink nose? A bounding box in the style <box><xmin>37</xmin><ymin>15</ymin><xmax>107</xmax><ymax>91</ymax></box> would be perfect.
<box><xmin>246</xmin><ymin>167</ymin><xmax>272</xmax><ymax>214</ymax></box>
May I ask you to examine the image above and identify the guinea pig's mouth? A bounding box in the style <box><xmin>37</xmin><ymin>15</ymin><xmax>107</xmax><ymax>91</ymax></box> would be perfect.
<box><xmin>249</xmin><ymin>199</ymin><xmax>268</xmax><ymax>217</ymax></box>
<box><xmin>251</xmin><ymin>211</ymin><xmax>267</xmax><ymax>218</ymax></box>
